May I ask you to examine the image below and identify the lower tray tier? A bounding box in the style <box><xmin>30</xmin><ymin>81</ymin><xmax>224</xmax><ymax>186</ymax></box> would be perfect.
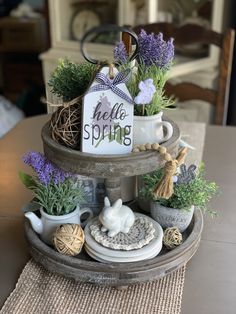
<box><xmin>25</xmin><ymin>208</ymin><xmax>203</xmax><ymax>287</ymax></box>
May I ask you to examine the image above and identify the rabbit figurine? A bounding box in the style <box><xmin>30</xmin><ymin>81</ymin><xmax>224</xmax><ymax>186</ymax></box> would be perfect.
<box><xmin>99</xmin><ymin>197</ymin><xmax>135</xmax><ymax>237</ymax></box>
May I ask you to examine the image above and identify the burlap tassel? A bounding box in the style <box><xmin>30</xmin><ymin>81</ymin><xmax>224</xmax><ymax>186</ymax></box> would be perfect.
<box><xmin>153</xmin><ymin>147</ymin><xmax>188</xmax><ymax>199</ymax></box>
<box><xmin>153</xmin><ymin>160</ymin><xmax>178</xmax><ymax>199</ymax></box>
<box><xmin>176</xmin><ymin>147</ymin><xmax>188</xmax><ymax>165</ymax></box>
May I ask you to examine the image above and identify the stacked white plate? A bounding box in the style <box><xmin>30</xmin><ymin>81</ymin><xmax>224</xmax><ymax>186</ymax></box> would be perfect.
<box><xmin>84</xmin><ymin>213</ymin><xmax>163</xmax><ymax>263</ymax></box>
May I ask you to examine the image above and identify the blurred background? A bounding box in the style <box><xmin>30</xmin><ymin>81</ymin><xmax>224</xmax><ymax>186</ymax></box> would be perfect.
<box><xmin>0</xmin><ymin>0</ymin><xmax>236</xmax><ymax>138</ymax></box>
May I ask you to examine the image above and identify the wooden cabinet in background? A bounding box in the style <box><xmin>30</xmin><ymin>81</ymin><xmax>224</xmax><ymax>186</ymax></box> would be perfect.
<box><xmin>0</xmin><ymin>17</ymin><xmax>47</xmax><ymax>52</ymax></box>
<box><xmin>0</xmin><ymin>16</ymin><xmax>47</xmax><ymax>102</ymax></box>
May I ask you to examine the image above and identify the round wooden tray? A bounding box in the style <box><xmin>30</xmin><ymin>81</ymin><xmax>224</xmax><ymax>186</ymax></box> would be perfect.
<box><xmin>25</xmin><ymin>208</ymin><xmax>203</xmax><ymax>287</ymax></box>
<box><xmin>41</xmin><ymin>117</ymin><xmax>180</xmax><ymax>178</ymax></box>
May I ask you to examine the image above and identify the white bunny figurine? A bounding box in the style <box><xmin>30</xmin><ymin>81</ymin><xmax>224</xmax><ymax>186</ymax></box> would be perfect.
<box><xmin>99</xmin><ymin>197</ymin><xmax>135</xmax><ymax>237</ymax></box>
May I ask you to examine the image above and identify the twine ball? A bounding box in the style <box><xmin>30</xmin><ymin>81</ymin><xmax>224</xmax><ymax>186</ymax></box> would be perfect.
<box><xmin>163</xmin><ymin>227</ymin><xmax>183</xmax><ymax>249</ymax></box>
<box><xmin>53</xmin><ymin>224</ymin><xmax>85</xmax><ymax>256</ymax></box>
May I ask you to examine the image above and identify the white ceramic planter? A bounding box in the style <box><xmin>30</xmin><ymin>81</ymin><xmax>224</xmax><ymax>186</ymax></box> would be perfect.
<box><xmin>150</xmin><ymin>202</ymin><xmax>195</xmax><ymax>232</ymax></box>
<box><xmin>25</xmin><ymin>206</ymin><xmax>93</xmax><ymax>245</ymax></box>
<box><xmin>133</xmin><ymin>111</ymin><xmax>173</xmax><ymax>145</ymax></box>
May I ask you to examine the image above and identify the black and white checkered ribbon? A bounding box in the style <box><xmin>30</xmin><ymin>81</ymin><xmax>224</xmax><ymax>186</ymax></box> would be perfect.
<box><xmin>88</xmin><ymin>69</ymin><xmax>134</xmax><ymax>104</ymax></box>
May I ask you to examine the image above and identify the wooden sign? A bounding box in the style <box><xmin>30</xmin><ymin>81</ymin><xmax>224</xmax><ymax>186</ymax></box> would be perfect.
<box><xmin>81</xmin><ymin>66</ymin><xmax>133</xmax><ymax>154</ymax></box>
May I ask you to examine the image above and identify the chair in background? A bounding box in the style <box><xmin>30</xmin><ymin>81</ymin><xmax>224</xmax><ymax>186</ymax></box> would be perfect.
<box><xmin>124</xmin><ymin>23</ymin><xmax>235</xmax><ymax>125</ymax></box>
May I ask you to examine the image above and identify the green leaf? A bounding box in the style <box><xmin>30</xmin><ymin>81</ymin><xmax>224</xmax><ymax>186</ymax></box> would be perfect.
<box><xmin>19</xmin><ymin>171</ymin><xmax>36</xmax><ymax>189</ymax></box>
<box><xmin>115</xmin><ymin>127</ymin><xmax>123</xmax><ymax>144</ymax></box>
<box><xmin>108</xmin><ymin>130</ymin><xmax>116</xmax><ymax>143</ymax></box>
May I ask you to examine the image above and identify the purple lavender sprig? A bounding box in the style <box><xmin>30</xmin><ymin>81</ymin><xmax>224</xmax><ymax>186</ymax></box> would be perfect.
<box><xmin>114</xmin><ymin>41</ymin><xmax>128</xmax><ymax>64</ymax></box>
<box><xmin>138</xmin><ymin>30</ymin><xmax>174</xmax><ymax>69</ymax></box>
<box><xmin>23</xmin><ymin>151</ymin><xmax>70</xmax><ymax>185</ymax></box>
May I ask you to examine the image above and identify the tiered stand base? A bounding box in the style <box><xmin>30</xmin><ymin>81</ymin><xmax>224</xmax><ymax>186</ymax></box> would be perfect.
<box><xmin>24</xmin><ymin>117</ymin><xmax>203</xmax><ymax>286</ymax></box>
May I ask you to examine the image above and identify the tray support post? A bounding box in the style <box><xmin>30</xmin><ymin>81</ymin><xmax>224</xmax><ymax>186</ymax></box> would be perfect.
<box><xmin>105</xmin><ymin>177</ymin><xmax>121</xmax><ymax>203</ymax></box>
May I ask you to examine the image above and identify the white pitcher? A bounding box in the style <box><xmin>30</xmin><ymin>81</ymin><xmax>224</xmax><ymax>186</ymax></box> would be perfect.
<box><xmin>25</xmin><ymin>205</ymin><xmax>93</xmax><ymax>245</ymax></box>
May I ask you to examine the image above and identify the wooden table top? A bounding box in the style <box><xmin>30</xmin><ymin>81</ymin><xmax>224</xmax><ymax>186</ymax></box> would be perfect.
<box><xmin>0</xmin><ymin>115</ymin><xmax>236</xmax><ymax>314</ymax></box>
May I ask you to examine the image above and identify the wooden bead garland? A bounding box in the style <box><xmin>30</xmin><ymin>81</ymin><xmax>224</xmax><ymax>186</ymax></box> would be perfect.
<box><xmin>132</xmin><ymin>144</ymin><xmax>188</xmax><ymax>199</ymax></box>
<box><xmin>53</xmin><ymin>224</ymin><xmax>85</xmax><ymax>256</ymax></box>
<box><xmin>132</xmin><ymin>142</ymin><xmax>174</xmax><ymax>162</ymax></box>
<box><xmin>163</xmin><ymin>227</ymin><xmax>183</xmax><ymax>249</ymax></box>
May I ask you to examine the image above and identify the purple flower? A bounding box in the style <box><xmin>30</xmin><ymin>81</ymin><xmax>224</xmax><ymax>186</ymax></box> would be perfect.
<box><xmin>23</xmin><ymin>151</ymin><xmax>45</xmax><ymax>172</ymax></box>
<box><xmin>54</xmin><ymin>168</ymin><xmax>68</xmax><ymax>185</ymax></box>
<box><xmin>134</xmin><ymin>79</ymin><xmax>156</xmax><ymax>105</ymax></box>
<box><xmin>114</xmin><ymin>41</ymin><xmax>128</xmax><ymax>63</ymax></box>
<box><xmin>39</xmin><ymin>161</ymin><xmax>54</xmax><ymax>185</ymax></box>
<box><xmin>92</xmin><ymin>95</ymin><xmax>115</xmax><ymax>135</ymax></box>
<box><xmin>22</xmin><ymin>151</ymin><xmax>70</xmax><ymax>185</ymax></box>
<box><xmin>138</xmin><ymin>30</ymin><xmax>174</xmax><ymax>68</ymax></box>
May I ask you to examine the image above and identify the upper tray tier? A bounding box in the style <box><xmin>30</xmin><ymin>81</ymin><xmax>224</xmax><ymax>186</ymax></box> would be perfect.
<box><xmin>41</xmin><ymin>117</ymin><xmax>180</xmax><ymax>178</ymax></box>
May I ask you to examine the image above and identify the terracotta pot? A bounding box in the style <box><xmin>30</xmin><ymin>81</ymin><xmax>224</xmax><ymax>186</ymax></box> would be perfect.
<box><xmin>133</xmin><ymin>111</ymin><xmax>173</xmax><ymax>145</ymax></box>
<box><xmin>150</xmin><ymin>202</ymin><xmax>195</xmax><ymax>232</ymax></box>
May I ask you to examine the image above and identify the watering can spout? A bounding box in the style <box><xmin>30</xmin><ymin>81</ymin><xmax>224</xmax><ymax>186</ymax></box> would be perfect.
<box><xmin>25</xmin><ymin>212</ymin><xmax>43</xmax><ymax>234</ymax></box>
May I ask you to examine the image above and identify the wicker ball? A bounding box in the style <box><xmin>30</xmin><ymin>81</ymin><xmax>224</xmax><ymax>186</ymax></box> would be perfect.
<box><xmin>53</xmin><ymin>224</ymin><xmax>85</xmax><ymax>256</ymax></box>
<box><xmin>50</xmin><ymin>102</ymin><xmax>82</xmax><ymax>149</ymax></box>
<box><xmin>163</xmin><ymin>227</ymin><xmax>183</xmax><ymax>249</ymax></box>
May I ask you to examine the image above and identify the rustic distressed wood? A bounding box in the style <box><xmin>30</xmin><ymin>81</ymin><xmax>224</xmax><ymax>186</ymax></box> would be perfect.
<box><xmin>104</xmin><ymin>177</ymin><xmax>122</xmax><ymax>203</ymax></box>
<box><xmin>164</xmin><ymin>82</ymin><xmax>216</xmax><ymax>105</ymax></box>
<box><xmin>25</xmin><ymin>207</ymin><xmax>203</xmax><ymax>287</ymax></box>
<box><xmin>130</xmin><ymin>23</ymin><xmax>235</xmax><ymax>125</ymax></box>
<box><xmin>42</xmin><ymin>117</ymin><xmax>180</xmax><ymax>203</ymax></box>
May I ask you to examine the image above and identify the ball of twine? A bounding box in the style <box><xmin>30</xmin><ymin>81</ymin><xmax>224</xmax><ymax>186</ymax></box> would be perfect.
<box><xmin>163</xmin><ymin>227</ymin><xmax>182</xmax><ymax>249</ymax></box>
<box><xmin>53</xmin><ymin>224</ymin><xmax>85</xmax><ymax>256</ymax></box>
<box><xmin>50</xmin><ymin>102</ymin><xmax>82</xmax><ymax>149</ymax></box>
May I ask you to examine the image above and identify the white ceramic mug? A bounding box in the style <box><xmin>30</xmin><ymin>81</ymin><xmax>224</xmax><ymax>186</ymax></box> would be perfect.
<box><xmin>133</xmin><ymin>111</ymin><xmax>173</xmax><ymax>145</ymax></box>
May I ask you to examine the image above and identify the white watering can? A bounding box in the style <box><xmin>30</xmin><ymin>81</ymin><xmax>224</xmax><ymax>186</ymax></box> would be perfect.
<box><xmin>25</xmin><ymin>205</ymin><xmax>93</xmax><ymax>245</ymax></box>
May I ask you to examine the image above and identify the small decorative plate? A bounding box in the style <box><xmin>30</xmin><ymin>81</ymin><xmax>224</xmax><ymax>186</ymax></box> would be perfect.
<box><xmin>84</xmin><ymin>214</ymin><xmax>164</xmax><ymax>263</ymax></box>
<box><xmin>90</xmin><ymin>216</ymin><xmax>155</xmax><ymax>251</ymax></box>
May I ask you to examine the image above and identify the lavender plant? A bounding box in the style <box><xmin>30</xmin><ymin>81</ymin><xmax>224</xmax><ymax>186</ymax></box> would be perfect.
<box><xmin>19</xmin><ymin>152</ymin><xmax>84</xmax><ymax>216</ymax></box>
<box><xmin>114</xmin><ymin>42</ymin><xmax>128</xmax><ymax>64</ymax></box>
<box><xmin>114</xmin><ymin>29</ymin><xmax>175</xmax><ymax>116</ymax></box>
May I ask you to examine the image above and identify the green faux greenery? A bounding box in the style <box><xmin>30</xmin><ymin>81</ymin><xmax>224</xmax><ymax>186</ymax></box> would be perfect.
<box><xmin>140</xmin><ymin>163</ymin><xmax>218</xmax><ymax>216</ymax></box>
<box><xmin>125</xmin><ymin>62</ymin><xmax>175</xmax><ymax>115</ymax></box>
<box><xmin>19</xmin><ymin>171</ymin><xmax>84</xmax><ymax>216</ymax></box>
<box><xmin>33</xmin><ymin>179</ymin><xmax>84</xmax><ymax>216</ymax></box>
<box><xmin>48</xmin><ymin>58</ymin><xmax>97</xmax><ymax>101</ymax></box>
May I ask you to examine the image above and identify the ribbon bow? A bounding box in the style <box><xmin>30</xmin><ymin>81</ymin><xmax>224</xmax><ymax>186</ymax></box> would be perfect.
<box><xmin>88</xmin><ymin>69</ymin><xmax>134</xmax><ymax>104</ymax></box>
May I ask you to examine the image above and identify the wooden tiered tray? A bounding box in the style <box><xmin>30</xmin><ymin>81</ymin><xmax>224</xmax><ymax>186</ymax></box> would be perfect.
<box><xmin>25</xmin><ymin>208</ymin><xmax>203</xmax><ymax>287</ymax></box>
<box><xmin>24</xmin><ymin>117</ymin><xmax>203</xmax><ymax>287</ymax></box>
